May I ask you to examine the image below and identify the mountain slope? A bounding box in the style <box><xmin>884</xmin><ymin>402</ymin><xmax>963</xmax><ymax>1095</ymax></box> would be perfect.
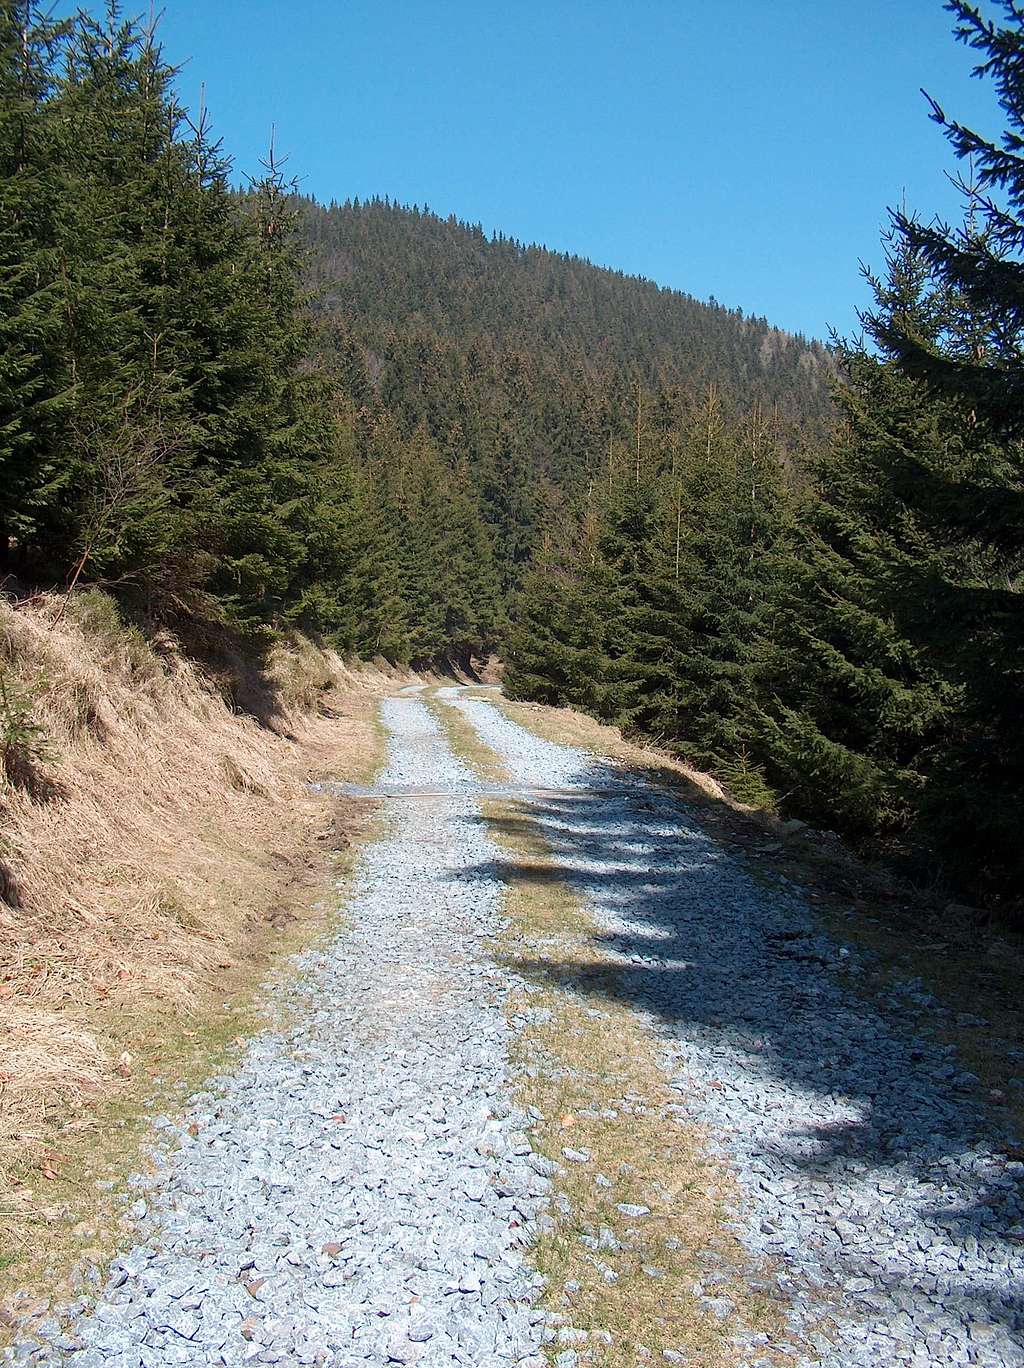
<box><xmin>297</xmin><ymin>197</ymin><xmax>833</xmax><ymax>602</ymax></box>
<box><xmin>301</xmin><ymin>195</ymin><xmax>830</xmax><ymax>431</ymax></box>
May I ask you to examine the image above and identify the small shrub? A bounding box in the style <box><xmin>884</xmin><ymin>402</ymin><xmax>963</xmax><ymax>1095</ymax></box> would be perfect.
<box><xmin>155</xmin><ymin>885</ymin><xmax>201</xmax><ymax>931</ymax></box>
<box><xmin>69</xmin><ymin>589</ymin><xmax>162</xmax><ymax>686</ymax></box>
<box><xmin>269</xmin><ymin>635</ymin><xmax>337</xmax><ymax>715</ymax></box>
<box><xmin>120</xmin><ymin>623</ymin><xmax>162</xmax><ymax>682</ymax></box>
<box><xmin>68</xmin><ymin>588</ymin><xmax>124</xmax><ymax>645</ymax></box>
<box><xmin>717</xmin><ymin>747</ymin><xmax>778</xmax><ymax>813</ymax></box>
<box><xmin>0</xmin><ymin>671</ymin><xmax>56</xmax><ymax>791</ymax></box>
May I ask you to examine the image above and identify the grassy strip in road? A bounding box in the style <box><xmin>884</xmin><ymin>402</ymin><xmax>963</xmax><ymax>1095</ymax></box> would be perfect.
<box><xmin>484</xmin><ymin>797</ymin><xmax>788</xmax><ymax>1368</ymax></box>
<box><xmin>428</xmin><ymin>695</ymin><xmax>789</xmax><ymax>1366</ymax></box>
<box><xmin>423</xmin><ymin>690</ymin><xmax>511</xmax><ymax>785</ymax></box>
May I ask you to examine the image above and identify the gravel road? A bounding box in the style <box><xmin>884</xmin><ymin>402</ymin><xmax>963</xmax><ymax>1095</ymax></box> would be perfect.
<box><xmin>443</xmin><ymin>690</ymin><xmax>1024</xmax><ymax>1368</ymax></box>
<box><xmin>5</xmin><ymin>699</ymin><xmax>549</xmax><ymax>1368</ymax></box>
<box><xmin>9</xmin><ymin>689</ymin><xmax>1022</xmax><ymax>1367</ymax></box>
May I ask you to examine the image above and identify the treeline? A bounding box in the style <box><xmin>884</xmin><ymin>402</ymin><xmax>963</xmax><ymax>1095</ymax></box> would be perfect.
<box><xmin>1</xmin><ymin>2</ymin><xmax>826</xmax><ymax>665</ymax></box>
<box><xmin>507</xmin><ymin>1</ymin><xmax>1024</xmax><ymax>912</ymax></box>
<box><xmin>0</xmin><ymin>4</ymin><xmax>499</xmax><ymax>664</ymax></box>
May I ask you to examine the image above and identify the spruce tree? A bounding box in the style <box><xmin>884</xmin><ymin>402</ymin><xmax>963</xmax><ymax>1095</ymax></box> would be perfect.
<box><xmin>0</xmin><ymin>2</ymin><xmax>70</xmax><ymax>570</ymax></box>
<box><xmin>859</xmin><ymin>0</ymin><xmax>1024</xmax><ymax>895</ymax></box>
<box><xmin>754</xmin><ymin>332</ymin><xmax>957</xmax><ymax>840</ymax></box>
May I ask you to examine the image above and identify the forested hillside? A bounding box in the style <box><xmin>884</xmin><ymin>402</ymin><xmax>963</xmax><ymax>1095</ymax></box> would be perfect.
<box><xmin>504</xmin><ymin>2</ymin><xmax>1024</xmax><ymax>913</ymax></box>
<box><xmin>0</xmin><ymin>4</ymin><xmax>526</xmax><ymax>664</ymax></box>
<box><xmin>300</xmin><ymin>197</ymin><xmax>831</xmax><ymax>594</ymax></box>
<box><xmin>301</xmin><ymin>195</ymin><xmax>830</xmax><ymax>437</ymax></box>
<box><xmin>3</xmin><ymin>0</ymin><xmax>1021</xmax><ymax>914</ymax></box>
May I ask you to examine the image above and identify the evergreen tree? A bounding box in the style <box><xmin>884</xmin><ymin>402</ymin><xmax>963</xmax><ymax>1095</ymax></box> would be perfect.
<box><xmin>858</xmin><ymin>0</ymin><xmax>1024</xmax><ymax>895</ymax></box>
<box><xmin>754</xmin><ymin>330</ymin><xmax>957</xmax><ymax>841</ymax></box>
<box><xmin>0</xmin><ymin>2</ymin><xmax>70</xmax><ymax>569</ymax></box>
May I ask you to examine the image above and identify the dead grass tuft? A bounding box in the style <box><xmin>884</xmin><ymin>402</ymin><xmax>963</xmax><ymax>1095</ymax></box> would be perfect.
<box><xmin>0</xmin><ymin>859</ymin><xmax>21</xmax><ymax>910</ymax></box>
<box><xmin>221</xmin><ymin>753</ymin><xmax>270</xmax><ymax>797</ymax></box>
<box><xmin>0</xmin><ymin>1009</ymin><xmax>108</xmax><ymax>1187</ymax></box>
<box><xmin>266</xmin><ymin>632</ymin><xmax>339</xmax><ymax>717</ymax></box>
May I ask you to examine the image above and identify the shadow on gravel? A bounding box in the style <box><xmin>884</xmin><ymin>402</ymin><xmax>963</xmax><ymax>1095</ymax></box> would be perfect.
<box><xmin>459</xmin><ymin>770</ymin><xmax>1024</xmax><ymax>1342</ymax></box>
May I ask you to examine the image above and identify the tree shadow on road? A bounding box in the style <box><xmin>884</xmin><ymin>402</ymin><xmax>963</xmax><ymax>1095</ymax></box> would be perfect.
<box><xmin>459</xmin><ymin>769</ymin><xmax>1024</xmax><ymax>1344</ymax></box>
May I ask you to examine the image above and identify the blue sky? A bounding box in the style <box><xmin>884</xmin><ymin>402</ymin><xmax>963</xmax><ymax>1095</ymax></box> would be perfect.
<box><xmin>136</xmin><ymin>1</ymin><xmax>1002</xmax><ymax>341</ymax></box>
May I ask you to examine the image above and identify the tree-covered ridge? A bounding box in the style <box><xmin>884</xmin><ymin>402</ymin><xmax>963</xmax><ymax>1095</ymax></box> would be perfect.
<box><xmin>298</xmin><ymin>197</ymin><xmax>832</xmax><ymax>604</ymax></box>
<box><xmin>0</xmin><ymin>1</ymin><xmax>827</xmax><ymax>669</ymax></box>
<box><xmin>301</xmin><ymin>194</ymin><xmax>830</xmax><ymax>430</ymax></box>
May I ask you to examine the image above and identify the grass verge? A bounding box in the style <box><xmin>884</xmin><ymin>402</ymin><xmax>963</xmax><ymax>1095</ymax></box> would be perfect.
<box><xmin>0</xmin><ymin>790</ymin><xmax>385</xmax><ymax>1345</ymax></box>
<box><xmin>424</xmin><ymin>691</ymin><xmax>510</xmax><ymax>784</ymax></box>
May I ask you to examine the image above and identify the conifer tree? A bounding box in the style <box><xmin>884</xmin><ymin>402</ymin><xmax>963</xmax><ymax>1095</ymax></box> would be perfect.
<box><xmin>858</xmin><ymin>0</ymin><xmax>1024</xmax><ymax>893</ymax></box>
<box><xmin>0</xmin><ymin>2</ymin><xmax>70</xmax><ymax>569</ymax></box>
<box><xmin>754</xmin><ymin>327</ymin><xmax>957</xmax><ymax>839</ymax></box>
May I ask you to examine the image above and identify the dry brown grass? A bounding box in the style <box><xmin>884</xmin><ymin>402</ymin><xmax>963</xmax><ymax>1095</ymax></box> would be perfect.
<box><xmin>0</xmin><ymin>792</ymin><xmax>383</xmax><ymax>1325</ymax></box>
<box><xmin>0</xmin><ymin>590</ymin><xmax>399</xmax><ymax>1248</ymax></box>
<box><xmin>0</xmin><ymin>1008</ymin><xmax>107</xmax><ymax>1146</ymax></box>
